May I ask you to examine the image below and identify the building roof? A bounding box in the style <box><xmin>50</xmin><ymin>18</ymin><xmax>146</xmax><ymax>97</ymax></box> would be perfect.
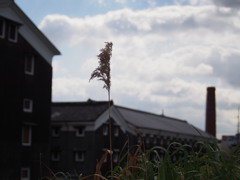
<box><xmin>51</xmin><ymin>99</ymin><xmax>111</xmax><ymax>122</ymax></box>
<box><xmin>114</xmin><ymin>106</ymin><xmax>212</xmax><ymax>138</ymax></box>
<box><xmin>51</xmin><ymin>100</ymin><xmax>213</xmax><ymax>139</ymax></box>
<box><xmin>0</xmin><ymin>0</ymin><xmax>60</xmax><ymax>64</ymax></box>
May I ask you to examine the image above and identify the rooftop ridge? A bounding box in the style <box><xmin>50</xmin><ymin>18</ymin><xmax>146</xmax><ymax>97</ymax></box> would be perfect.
<box><xmin>115</xmin><ymin>105</ymin><xmax>188</xmax><ymax>123</ymax></box>
<box><xmin>52</xmin><ymin>99</ymin><xmax>113</xmax><ymax>106</ymax></box>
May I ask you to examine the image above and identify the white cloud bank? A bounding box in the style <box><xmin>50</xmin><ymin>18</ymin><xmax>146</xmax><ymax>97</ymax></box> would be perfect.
<box><xmin>40</xmin><ymin>3</ymin><xmax>240</xmax><ymax>138</ymax></box>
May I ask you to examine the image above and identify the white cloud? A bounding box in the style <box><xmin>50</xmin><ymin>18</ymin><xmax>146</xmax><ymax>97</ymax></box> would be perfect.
<box><xmin>115</xmin><ymin>0</ymin><xmax>127</xmax><ymax>3</ymax></box>
<box><xmin>40</xmin><ymin>4</ymin><xmax>240</xmax><ymax>138</ymax></box>
<box><xmin>97</xmin><ymin>0</ymin><xmax>105</xmax><ymax>4</ymax></box>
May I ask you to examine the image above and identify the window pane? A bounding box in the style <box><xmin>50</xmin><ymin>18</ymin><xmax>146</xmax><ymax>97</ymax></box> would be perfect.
<box><xmin>76</xmin><ymin>126</ymin><xmax>85</xmax><ymax>137</ymax></box>
<box><xmin>114</xmin><ymin>127</ymin><xmax>119</xmax><ymax>137</ymax></box>
<box><xmin>23</xmin><ymin>99</ymin><xmax>33</xmax><ymax>113</ymax></box>
<box><xmin>103</xmin><ymin>125</ymin><xmax>108</xmax><ymax>136</ymax></box>
<box><xmin>75</xmin><ymin>151</ymin><xmax>84</xmax><ymax>162</ymax></box>
<box><xmin>24</xmin><ymin>101</ymin><xmax>30</xmax><ymax>109</ymax></box>
<box><xmin>51</xmin><ymin>151</ymin><xmax>60</xmax><ymax>161</ymax></box>
<box><xmin>23</xmin><ymin>127</ymin><xmax>29</xmax><ymax>143</ymax></box>
<box><xmin>24</xmin><ymin>56</ymin><xmax>34</xmax><ymax>75</ymax></box>
<box><xmin>22</xmin><ymin>126</ymin><xmax>31</xmax><ymax>146</ymax></box>
<box><xmin>8</xmin><ymin>24</ymin><xmax>18</xmax><ymax>42</ymax></box>
<box><xmin>21</xmin><ymin>168</ymin><xmax>30</xmax><ymax>180</ymax></box>
<box><xmin>21</xmin><ymin>169</ymin><xmax>28</xmax><ymax>178</ymax></box>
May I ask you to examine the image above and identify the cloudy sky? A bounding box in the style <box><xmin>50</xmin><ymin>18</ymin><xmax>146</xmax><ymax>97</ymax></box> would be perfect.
<box><xmin>16</xmin><ymin>0</ymin><xmax>240</xmax><ymax>139</ymax></box>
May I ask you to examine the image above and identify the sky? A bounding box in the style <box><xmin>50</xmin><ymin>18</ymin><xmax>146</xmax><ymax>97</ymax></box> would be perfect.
<box><xmin>16</xmin><ymin>0</ymin><xmax>240</xmax><ymax>139</ymax></box>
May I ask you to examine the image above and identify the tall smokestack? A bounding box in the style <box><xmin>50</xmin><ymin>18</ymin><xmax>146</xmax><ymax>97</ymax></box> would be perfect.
<box><xmin>205</xmin><ymin>87</ymin><xmax>216</xmax><ymax>137</ymax></box>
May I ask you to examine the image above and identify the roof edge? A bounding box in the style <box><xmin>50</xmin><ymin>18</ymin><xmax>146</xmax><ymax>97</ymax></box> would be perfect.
<box><xmin>10</xmin><ymin>2</ymin><xmax>60</xmax><ymax>55</ymax></box>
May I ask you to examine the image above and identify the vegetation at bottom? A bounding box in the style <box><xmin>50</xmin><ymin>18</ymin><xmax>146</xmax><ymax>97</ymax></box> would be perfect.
<box><xmin>43</xmin><ymin>141</ymin><xmax>240</xmax><ymax>180</ymax></box>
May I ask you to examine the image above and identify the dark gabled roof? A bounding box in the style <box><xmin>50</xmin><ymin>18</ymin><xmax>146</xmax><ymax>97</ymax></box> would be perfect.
<box><xmin>114</xmin><ymin>106</ymin><xmax>212</xmax><ymax>138</ymax></box>
<box><xmin>51</xmin><ymin>100</ymin><xmax>213</xmax><ymax>139</ymax></box>
<box><xmin>0</xmin><ymin>1</ymin><xmax>60</xmax><ymax>64</ymax></box>
<box><xmin>51</xmin><ymin>99</ymin><xmax>111</xmax><ymax>122</ymax></box>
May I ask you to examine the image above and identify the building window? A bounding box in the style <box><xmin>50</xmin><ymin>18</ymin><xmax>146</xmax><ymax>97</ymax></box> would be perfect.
<box><xmin>160</xmin><ymin>138</ymin><xmax>163</xmax><ymax>146</ymax></box>
<box><xmin>74</xmin><ymin>151</ymin><xmax>84</xmax><ymax>162</ymax></box>
<box><xmin>103</xmin><ymin>125</ymin><xmax>108</xmax><ymax>136</ymax></box>
<box><xmin>114</xmin><ymin>126</ymin><xmax>119</xmax><ymax>137</ymax></box>
<box><xmin>22</xmin><ymin>126</ymin><xmax>32</xmax><ymax>146</ymax></box>
<box><xmin>146</xmin><ymin>136</ymin><xmax>150</xmax><ymax>144</ymax></box>
<box><xmin>0</xmin><ymin>19</ymin><xmax>5</xmax><ymax>39</ymax></box>
<box><xmin>24</xmin><ymin>55</ymin><xmax>35</xmax><ymax>75</ymax></box>
<box><xmin>23</xmin><ymin>99</ymin><xmax>33</xmax><ymax>113</ymax></box>
<box><xmin>75</xmin><ymin>126</ymin><xmax>85</xmax><ymax>137</ymax></box>
<box><xmin>20</xmin><ymin>167</ymin><xmax>30</xmax><ymax>180</ymax></box>
<box><xmin>153</xmin><ymin>138</ymin><xmax>157</xmax><ymax>145</ymax></box>
<box><xmin>8</xmin><ymin>23</ymin><xmax>18</xmax><ymax>42</ymax></box>
<box><xmin>51</xmin><ymin>151</ymin><xmax>60</xmax><ymax>161</ymax></box>
<box><xmin>113</xmin><ymin>150</ymin><xmax>119</xmax><ymax>163</ymax></box>
<box><xmin>52</xmin><ymin>126</ymin><xmax>60</xmax><ymax>137</ymax></box>
<box><xmin>137</xmin><ymin>136</ymin><xmax>142</xmax><ymax>144</ymax></box>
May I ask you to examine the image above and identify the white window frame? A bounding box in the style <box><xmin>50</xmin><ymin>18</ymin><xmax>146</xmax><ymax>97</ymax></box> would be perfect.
<box><xmin>103</xmin><ymin>125</ymin><xmax>108</xmax><ymax>136</ymax></box>
<box><xmin>8</xmin><ymin>23</ymin><xmax>18</xmax><ymax>43</ymax></box>
<box><xmin>22</xmin><ymin>126</ymin><xmax>32</xmax><ymax>146</ymax></box>
<box><xmin>75</xmin><ymin>151</ymin><xmax>84</xmax><ymax>162</ymax></box>
<box><xmin>114</xmin><ymin>126</ymin><xmax>119</xmax><ymax>137</ymax></box>
<box><xmin>75</xmin><ymin>126</ymin><xmax>85</xmax><ymax>137</ymax></box>
<box><xmin>113</xmin><ymin>150</ymin><xmax>119</xmax><ymax>163</ymax></box>
<box><xmin>20</xmin><ymin>167</ymin><xmax>30</xmax><ymax>180</ymax></box>
<box><xmin>23</xmin><ymin>99</ymin><xmax>33</xmax><ymax>113</ymax></box>
<box><xmin>51</xmin><ymin>151</ymin><xmax>60</xmax><ymax>161</ymax></box>
<box><xmin>24</xmin><ymin>55</ymin><xmax>35</xmax><ymax>75</ymax></box>
<box><xmin>0</xmin><ymin>19</ymin><xmax>5</xmax><ymax>39</ymax></box>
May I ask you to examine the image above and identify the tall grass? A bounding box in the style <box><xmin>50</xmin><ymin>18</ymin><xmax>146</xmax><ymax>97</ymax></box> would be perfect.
<box><xmin>89</xmin><ymin>42</ymin><xmax>113</xmax><ymax>174</ymax></box>
<box><xmin>107</xmin><ymin>141</ymin><xmax>240</xmax><ymax>180</ymax></box>
<box><xmin>44</xmin><ymin>142</ymin><xmax>240</xmax><ymax>180</ymax></box>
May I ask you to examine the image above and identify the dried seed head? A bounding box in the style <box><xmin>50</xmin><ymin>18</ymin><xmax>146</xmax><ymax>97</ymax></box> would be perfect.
<box><xmin>89</xmin><ymin>42</ymin><xmax>113</xmax><ymax>92</ymax></box>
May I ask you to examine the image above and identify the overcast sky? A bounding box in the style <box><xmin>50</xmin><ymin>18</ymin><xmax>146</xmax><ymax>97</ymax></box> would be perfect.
<box><xmin>16</xmin><ymin>0</ymin><xmax>240</xmax><ymax>139</ymax></box>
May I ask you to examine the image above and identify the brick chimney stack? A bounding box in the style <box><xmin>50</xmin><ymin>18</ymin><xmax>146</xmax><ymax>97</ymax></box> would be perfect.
<box><xmin>205</xmin><ymin>87</ymin><xmax>216</xmax><ymax>137</ymax></box>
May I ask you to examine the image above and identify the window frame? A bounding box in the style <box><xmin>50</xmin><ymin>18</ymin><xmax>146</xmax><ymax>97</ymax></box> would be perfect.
<box><xmin>51</xmin><ymin>151</ymin><xmax>60</xmax><ymax>161</ymax></box>
<box><xmin>22</xmin><ymin>126</ymin><xmax>32</xmax><ymax>146</ymax></box>
<box><xmin>20</xmin><ymin>167</ymin><xmax>30</xmax><ymax>180</ymax></box>
<box><xmin>114</xmin><ymin>126</ymin><xmax>119</xmax><ymax>137</ymax></box>
<box><xmin>23</xmin><ymin>99</ymin><xmax>33</xmax><ymax>113</ymax></box>
<box><xmin>52</xmin><ymin>126</ymin><xmax>60</xmax><ymax>137</ymax></box>
<box><xmin>103</xmin><ymin>125</ymin><xmax>108</xmax><ymax>136</ymax></box>
<box><xmin>113</xmin><ymin>151</ymin><xmax>119</xmax><ymax>163</ymax></box>
<box><xmin>24</xmin><ymin>55</ymin><xmax>35</xmax><ymax>75</ymax></box>
<box><xmin>75</xmin><ymin>126</ymin><xmax>85</xmax><ymax>137</ymax></box>
<box><xmin>0</xmin><ymin>19</ymin><xmax>5</xmax><ymax>39</ymax></box>
<box><xmin>74</xmin><ymin>151</ymin><xmax>84</xmax><ymax>162</ymax></box>
<box><xmin>8</xmin><ymin>23</ymin><xmax>18</xmax><ymax>43</ymax></box>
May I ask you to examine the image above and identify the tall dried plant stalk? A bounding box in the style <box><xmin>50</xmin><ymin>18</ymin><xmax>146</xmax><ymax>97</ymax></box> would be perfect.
<box><xmin>89</xmin><ymin>42</ymin><xmax>113</xmax><ymax>176</ymax></box>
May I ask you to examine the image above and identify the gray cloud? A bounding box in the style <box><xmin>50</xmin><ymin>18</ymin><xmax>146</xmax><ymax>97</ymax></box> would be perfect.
<box><xmin>209</xmin><ymin>51</ymin><xmax>240</xmax><ymax>87</ymax></box>
<box><xmin>212</xmin><ymin>0</ymin><xmax>240</xmax><ymax>8</ymax></box>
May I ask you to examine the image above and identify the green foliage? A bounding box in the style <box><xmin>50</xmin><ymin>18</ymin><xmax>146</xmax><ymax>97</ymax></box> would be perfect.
<box><xmin>45</xmin><ymin>142</ymin><xmax>240</xmax><ymax>180</ymax></box>
<box><xmin>102</xmin><ymin>142</ymin><xmax>240</xmax><ymax>180</ymax></box>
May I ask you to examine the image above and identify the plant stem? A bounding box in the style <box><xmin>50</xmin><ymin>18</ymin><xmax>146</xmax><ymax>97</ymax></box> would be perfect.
<box><xmin>108</xmin><ymin>89</ymin><xmax>113</xmax><ymax>179</ymax></box>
